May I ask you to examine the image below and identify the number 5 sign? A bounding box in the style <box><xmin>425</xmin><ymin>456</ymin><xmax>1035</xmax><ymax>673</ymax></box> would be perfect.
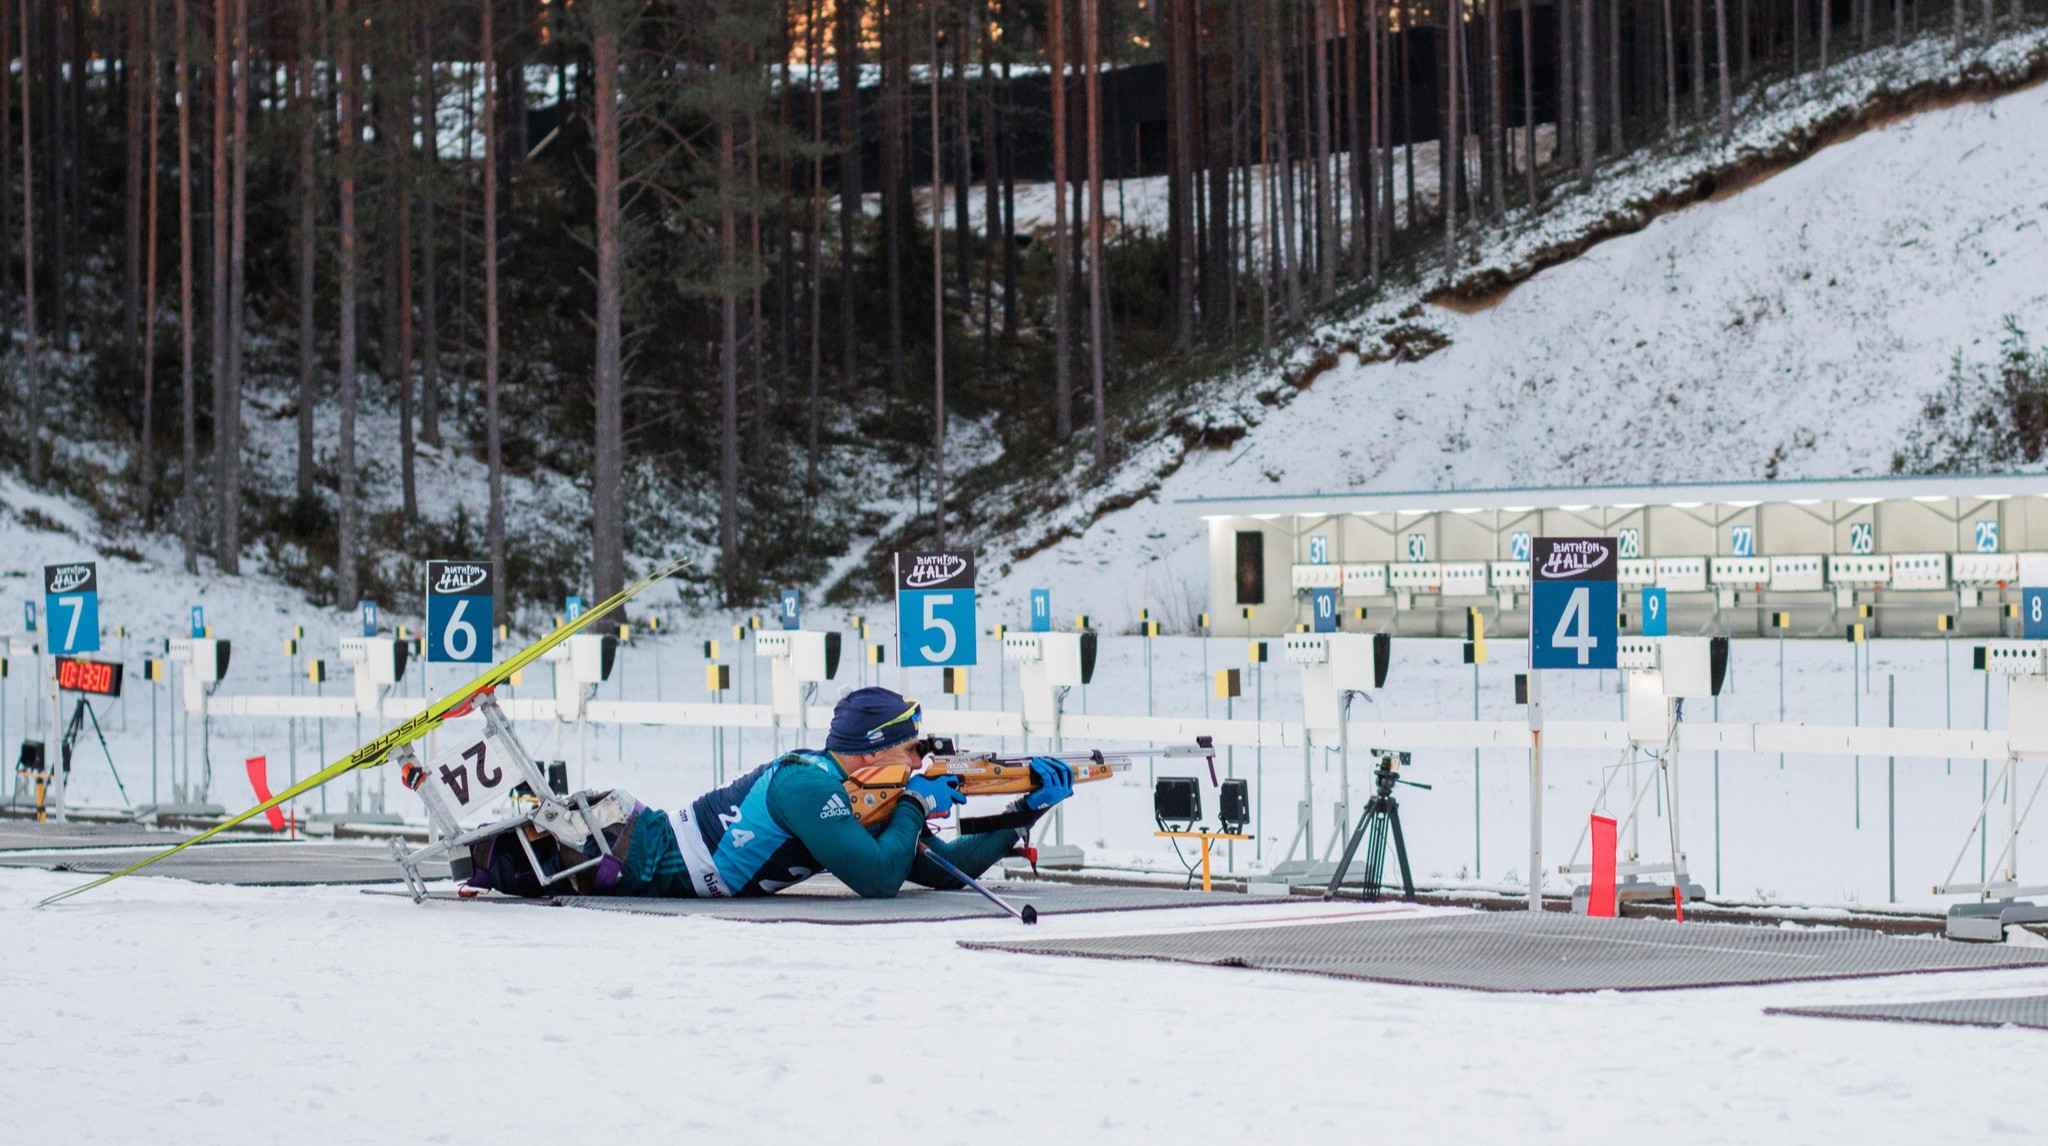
<box><xmin>426</xmin><ymin>560</ymin><xmax>495</xmax><ymax>664</ymax></box>
<box><xmin>1531</xmin><ymin>538</ymin><xmax>1618</xmax><ymax>670</ymax></box>
<box><xmin>894</xmin><ymin>551</ymin><xmax>977</xmax><ymax>668</ymax></box>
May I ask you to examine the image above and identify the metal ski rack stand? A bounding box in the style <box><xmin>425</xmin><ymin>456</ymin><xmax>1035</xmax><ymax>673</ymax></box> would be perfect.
<box><xmin>1558</xmin><ymin>637</ymin><xmax>1726</xmax><ymax>910</ymax></box>
<box><xmin>1935</xmin><ymin>642</ymin><xmax>2048</xmax><ymax>940</ymax></box>
<box><xmin>392</xmin><ymin>693</ymin><xmax>633</xmax><ymax>903</ymax></box>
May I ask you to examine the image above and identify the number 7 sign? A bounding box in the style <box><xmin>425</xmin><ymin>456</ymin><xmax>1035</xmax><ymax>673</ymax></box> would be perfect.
<box><xmin>1531</xmin><ymin>538</ymin><xmax>1618</xmax><ymax>670</ymax></box>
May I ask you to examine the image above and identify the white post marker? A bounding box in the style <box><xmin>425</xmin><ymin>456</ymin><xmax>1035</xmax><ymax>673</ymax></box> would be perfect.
<box><xmin>1528</xmin><ymin>537</ymin><xmax>1620</xmax><ymax>911</ymax></box>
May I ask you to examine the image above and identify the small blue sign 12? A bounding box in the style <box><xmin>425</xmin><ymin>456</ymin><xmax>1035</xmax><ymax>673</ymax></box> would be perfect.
<box><xmin>780</xmin><ymin>589</ymin><xmax>801</xmax><ymax>630</ymax></box>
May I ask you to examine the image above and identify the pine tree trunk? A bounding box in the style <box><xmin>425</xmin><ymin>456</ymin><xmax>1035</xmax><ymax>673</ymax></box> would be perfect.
<box><xmin>591</xmin><ymin>0</ymin><xmax>625</xmax><ymax>605</ymax></box>
<box><xmin>1084</xmin><ymin>0</ymin><xmax>1107</xmax><ymax>471</ymax></box>
<box><xmin>219</xmin><ymin>0</ymin><xmax>248</xmax><ymax>574</ymax></box>
<box><xmin>419</xmin><ymin>11</ymin><xmax>441</xmax><ymax>451</ymax></box>
<box><xmin>1521</xmin><ymin>0</ymin><xmax>1537</xmax><ymax>208</ymax></box>
<box><xmin>929</xmin><ymin>0</ymin><xmax>948</xmax><ymax>544</ymax></box>
<box><xmin>1716</xmin><ymin>0</ymin><xmax>1733</xmax><ymax>141</ymax></box>
<box><xmin>836</xmin><ymin>0</ymin><xmax>860</xmax><ymax>395</ymax></box>
<box><xmin>1578</xmin><ymin>0</ymin><xmax>1595</xmax><ymax>182</ymax></box>
<box><xmin>140</xmin><ymin>0</ymin><xmax>161</xmax><ymax>515</ymax></box>
<box><xmin>178</xmin><ymin>0</ymin><xmax>196</xmax><ymax>570</ymax></box>
<box><xmin>484</xmin><ymin>0</ymin><xmax>505</xmax><ymax>600</ymax></box>
<box><xmin>1050</xmin><ymin>0</ymin><xmax>1072</xmax><ymax>442</ymax></box>
<box><xmin>124</xmin><ymin>6</ymin><xmax>143</xmax><ymax>352</ymax></box>
<box><xmin>808</xmin><ymin>0</ymin><xmax>824</xmax><ymax>493</ymax></box>
<box><xmin>19</xmin><ymin>0</ymin><xmax>38</xmax><ymax>484</ymax></box>
<box><xmin>337</xmin><ymin>0</ymin><xmax>360</xmax><ymax>606</ymax></box>
<box><xmin>880</xmin><ymin>0</ymin><xmax>904</xmax><ymax>393</ymax></box>
<box><xmin>209</xmin><ymin>0</ymin><xmax>229</xmax><ymax>562</ymax></box>
<box><xmin>296</xmin><ymin>0</ymin><xmax>317</xmax><ymax>504</ymax></box>
<box><xmin>719</xmin><ymin>85</ymin><xmax>741</xmax><ymax>602</ymax></box>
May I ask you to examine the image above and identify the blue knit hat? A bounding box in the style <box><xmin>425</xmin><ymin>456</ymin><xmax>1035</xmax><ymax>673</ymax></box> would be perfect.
<box><xmin>825</xmin><ymin>687</ymin><xmax>922</xmax><ymax>756</ymax></box>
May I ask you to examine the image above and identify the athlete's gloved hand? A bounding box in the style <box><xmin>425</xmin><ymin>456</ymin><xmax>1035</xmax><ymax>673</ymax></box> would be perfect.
<box><xmin>1023</xmin><ymin>757</ymin><xmax>1075</xmax><ymax>811</ymax></box>
<box><xmin>905</xmin><ymin>773</ymin><xmax>966</xmax><ymax>819</ymax></box>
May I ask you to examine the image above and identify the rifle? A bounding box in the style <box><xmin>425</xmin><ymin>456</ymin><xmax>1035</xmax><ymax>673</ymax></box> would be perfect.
<box><xmin>839</xmin><ymin>735</ymin><xmax>1218</xmax><ymax>833</ymax></box>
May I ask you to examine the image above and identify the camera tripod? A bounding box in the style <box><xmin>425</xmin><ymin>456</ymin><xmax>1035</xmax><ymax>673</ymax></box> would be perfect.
<box><xmin>1323</xmin><ymin>755</ymin><xmax>1431</xmax><ymax>902</ymax></box>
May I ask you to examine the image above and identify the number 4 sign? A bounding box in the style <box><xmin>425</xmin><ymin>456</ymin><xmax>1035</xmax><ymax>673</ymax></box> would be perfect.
<box><xmin>1531</xmin><ymin>538</ymin><xmax>1618</xmax><ymax>670</ymax></box>
<box><xmin>894</xmin><ymin>551</ymin><xmax>977</xmax><ymax>668</ymax></box>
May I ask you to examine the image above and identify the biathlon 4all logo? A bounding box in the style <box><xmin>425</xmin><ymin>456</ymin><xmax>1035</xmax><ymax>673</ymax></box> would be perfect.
<box><xmin>432</xmin><ymin>563</ymin><xmax>491</xmax><ymax>595</ymax></box>
<box><xmin>45</xmin><ymin>564</ymin><xmax>94</xmax><ymax>594</ymax></box>
<box><xmin>1539</xmin><ymin>540</ymin><xmax>1610</xmax><ymax>579</ymax></box>
<box><xmin>903</xmin><ymin>553</ymin><xmax>970</xmax><ymax>589</ymax></box>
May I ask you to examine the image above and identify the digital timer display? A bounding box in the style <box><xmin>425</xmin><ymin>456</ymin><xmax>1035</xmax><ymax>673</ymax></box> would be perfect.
<box><xmin>55</xmin><ymin>656</ymin><xmax>124</xmax><ymax>698</ymax></box>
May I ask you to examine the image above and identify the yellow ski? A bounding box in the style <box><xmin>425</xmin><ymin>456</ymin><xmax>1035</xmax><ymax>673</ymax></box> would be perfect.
<box><xmin>36</xmin><ymin>555</ymin><xmax>691</xmax><ymax>908</ymax></box>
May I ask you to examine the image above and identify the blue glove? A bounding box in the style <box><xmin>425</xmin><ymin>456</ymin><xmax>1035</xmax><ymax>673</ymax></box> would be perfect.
<box><xmin>1023</xmin><ymin>757</ymin><xmax>1075</xmax><ymax>811</ymax></box>
<box><xmin>905</xmin><ymin>773</ymin><xmax>966</xmax><ymax>819</ymax></box>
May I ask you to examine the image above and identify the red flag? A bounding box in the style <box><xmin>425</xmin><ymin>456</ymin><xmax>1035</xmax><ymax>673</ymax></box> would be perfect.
<box><xmin>245</xmin><ymin>756</ymin><xmax>286</xmax><ymax>832</ymax></box>
<box><xmin>1588</xmin><ymin>815</ymin><xmax>1618</xmax><ymax>918</ymax></box>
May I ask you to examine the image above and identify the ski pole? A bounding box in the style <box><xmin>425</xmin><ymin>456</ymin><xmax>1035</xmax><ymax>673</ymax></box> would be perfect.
<box><xmin>917</xmin><ymin>835</ymin><xmax>1037</xmax><ymax>924</ymax></box>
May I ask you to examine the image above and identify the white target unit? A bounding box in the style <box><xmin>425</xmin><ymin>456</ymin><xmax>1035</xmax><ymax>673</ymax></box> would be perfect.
<box><xmin>1002</xmin><ymin>631</ymin><xmax>1096</xmax><ymax>732</ymax></box>
<box><xmin>1939</xmin><ymin>642</ymin><xmax>2048</xmax><ymax>940</ymax></box>
<box><xmin>167</xmin><ymin>636</ymin><xmax>233</xmax><ymax>714</ymax></box>
<box><xmin>339</xmin><ymin>636</ymin><xmax>407</xmax><ymax>717</ymax></box>
<box><xmin>755</xmin><ymin>630</ymin><xmax>843</xmax><ymax>728</ymax></box>
<box><xmin>542</xmin><ymin>633</ymin><xmax>617</xmax><ymax>721</ymax></box>
<box><xmin>1283</xmin><ymin>632</ymin><xmax>1391</xmax><ymax>734</ymax></box>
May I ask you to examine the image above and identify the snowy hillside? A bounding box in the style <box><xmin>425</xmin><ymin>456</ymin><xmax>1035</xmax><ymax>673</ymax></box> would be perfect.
<box><xmin>981</xmin><ymin>42</ymin><xmax>2048</xmax><ymax>626</ymax></box>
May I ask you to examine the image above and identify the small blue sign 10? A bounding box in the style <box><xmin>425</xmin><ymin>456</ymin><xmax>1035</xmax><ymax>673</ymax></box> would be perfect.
<box><xmin>1976</xmin><ymin>519</ymin><xmax>2000</xmax><ymax>554</ymax></box>
<box><xmin>1311</xmin><ymin>587</ymin><xmax>1337</xmax><ymax>632</ymax></box>
<box><xmin>1029</xmin><ymin>588</ymin><xmax>1051</xmax><ymax>633</ymax></box>
<box><xmin>1730</xmin><ymin>525</ymin><xmax>1755</xmax><ymax>558</ymax></box>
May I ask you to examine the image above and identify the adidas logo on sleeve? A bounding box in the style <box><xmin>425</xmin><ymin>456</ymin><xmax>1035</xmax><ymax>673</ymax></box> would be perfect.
<box><xmin>820</xmin><ymin>793</ymin><xmax>852</xmax><ymax>820</ymax></box>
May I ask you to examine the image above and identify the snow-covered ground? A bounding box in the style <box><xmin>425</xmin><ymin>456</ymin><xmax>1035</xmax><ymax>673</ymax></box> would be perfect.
<box><xmin>7</xmin><ymin>868</ymin><xmax>2048</xmax><ymax>1144</ymax></box>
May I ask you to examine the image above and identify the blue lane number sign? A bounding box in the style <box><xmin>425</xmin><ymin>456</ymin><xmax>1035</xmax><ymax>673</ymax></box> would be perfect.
<box><xmin>1730</xmin><ymin>525</ymin><xmax>1754</xmax><ymax>558</ymax></box>
<box><xmin>427</xmin><ymin>560</ymin><xmax>495</xmax><ymax>664</ymax></box>
<box><xmin>1311</xmin><ymin>587</ymin><xmax>1337</xmax><ymax>632</ymax></box>
<box><xmin>1616</xmin><ymin>528</ymin><xmax>1641</xmax><ymax>559</ymax></box>
<box><xmin>1405</xmin><ymin>532</ymin><xmax>1428</xmax><ymax>563</ymax></box>
<box><xmin>1532</xmin><ymin>538</ymin><xmax>1618</xmax><ymax>670</ymax></box>
<box><xmin>361</xmin><ymin>600</ymin><xmax>379</xmax><ymax>637</ymax></box>
<box><xmin>1640</xmin><ymin>587</ymin><xmax>1669</xmax><ymax>637</ymax></box>
<box><xmin>1849</xmin><ymin>521</ymin><xmax>1874</xmax><ymax>555</ymax></box>
<box><xmin>1308</xmin><ymin>534</ymin><xmax>1329</xmax><ymax>564</ymax></box>
<box><xmin>189</xmin><ymin>605</ymin><xmax>204</xmax><ymax>638</ymax></box>
<box><xmin>1509</xmin><ymin>531</ymin><xmax>1532</xmax><ymax>562</ymax></box>
<box><xmin>1976</xmin><ymin>520</ymin><xmax>2000</xmax><ymax>554</ymax></box>
<box><xmin>43</xmin><ymin>562</ymin><xmax>99</xmax><ymax>655</ymax></box>
<box><xmin>565</xmin><ymin>596</ymin><xmax>585</xmax><ymax>622</ymax></box>
<box><xmin>1029</xmin><ymin>588</ymin><xmax>1051</xmax><ymax>633</ymax></box>
<box><xmin>895</xmin><ymin>551</ymin><xmax>977</xmax><ymax>668</ymax></box>
<box><xmin>780</xmin><ymin>589</ymin><xmax>801</xmax><ymax>630</ymax></box>
<box><xmin>2024</xmin><ymin>588</ymin><xmax>2048</xmax><ymax>640</ymax></box>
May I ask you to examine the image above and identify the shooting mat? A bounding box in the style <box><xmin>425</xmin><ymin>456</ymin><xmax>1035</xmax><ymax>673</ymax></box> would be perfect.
<box><xmin>0</xmin><ymin>841</ymin><xmax>444</xmax><ymax>885</ymax></box>
<box><xmin>961</xmin><ymin>911</ymin><xmax>2048</xmax><ymax>992</ymax></box>
<box><xmin>1766</xmin><ymin>995</ymin><xmax>2048</xmax><ymax>1030</ymax></box>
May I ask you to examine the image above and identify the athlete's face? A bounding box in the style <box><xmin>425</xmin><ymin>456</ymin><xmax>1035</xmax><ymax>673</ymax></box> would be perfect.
<box><xmin>835</xmin><ymin>737</ymin><xmax>925</xmax><ymax>773</ymax></box>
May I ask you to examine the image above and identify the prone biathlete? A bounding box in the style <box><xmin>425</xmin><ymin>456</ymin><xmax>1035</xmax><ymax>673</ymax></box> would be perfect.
<box><xmin>464</xmin><ymin>687</ymin><xmax>1074</xmax><ymax>899</ymax></box>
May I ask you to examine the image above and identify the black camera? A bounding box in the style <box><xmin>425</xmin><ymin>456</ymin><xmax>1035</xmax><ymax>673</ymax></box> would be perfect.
<box><xmin>1218</xmin><ymin>778</ymin><xmax>1250</xmax><ymax>834</ymax></box>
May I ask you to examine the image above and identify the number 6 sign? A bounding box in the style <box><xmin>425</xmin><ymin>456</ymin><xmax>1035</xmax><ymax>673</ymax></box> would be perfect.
<box><xmin>427</xmin><ymin>560</ymin><xmax>495</xmax><ymax>664</ymax></box>
<box><xmin>1531</xmin><ymin>537</ymin><xmax>1618</xmax><ymax>670</ymax></box>
<box><xmin>894</xmin><ymin>551</ymin><xmax>978</xmax><ymax>668</ymax></box>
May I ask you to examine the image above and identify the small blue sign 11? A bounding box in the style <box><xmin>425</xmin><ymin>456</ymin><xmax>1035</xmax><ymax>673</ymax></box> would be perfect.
<box><xmin>1029</xmin><ymin>588</ymin><xmax>1051</xmax><ymax>633</ymax></box>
